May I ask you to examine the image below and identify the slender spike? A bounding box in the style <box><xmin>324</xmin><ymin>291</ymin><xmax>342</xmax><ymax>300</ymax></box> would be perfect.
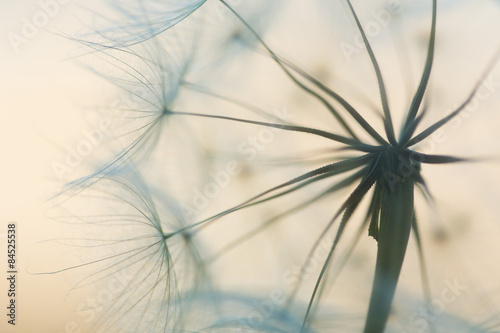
<box><xmin>411</xmin><ymin>214</ymin><xmax>433</xmax><ymax>313</ymax></box>
<box><xmin>415</xmin><ymin>174</ymin><xmax>434</xmax><ymax>202</ymax></box>
<box><xmin>310</xmin><ymin>200</ymin><xmax>375</xmax><ymax>315</ymax></box>
<box><xmin>400</xmin><ymin>96</ymin><xmax>429</xmax><ymax>147</ymax></box>
<box><xmin>219</xmin><ymin>0</ymin><xmax>360</xmax><ymax>139</ymax></box>
<box><xmin>344</xmin><ymin>0</ymin><xmax>397</xmax><ymax>145</ymax></box>
<box><xmin>413</xmin><ymin>152</ymin><xmax>470</xmax><ymax>164</ymax></box>
<box><xmin>280</xmin><ymin>57</ymin><xmax>389</xmax><ymax>145</ymax></box>
<box><xmin>301</xmin><ymin>156</ymin><xmax>382</xmax><ymax>331</ymax></box>
<box><xmin>400</xmin><ymin>0</ymin><xmax>437</xmax><ymax>144</ymax></box>
<box><xmin>167</xmin><ymin>155</ymin><xmax>374</xmax><ymax>236</ymax></box>
<box><xmin>209</xmin><ymin>169</ymin><xmax>366</xmax><ymax>262</ymax></box>
<box><xmin>364</xmin><ymin>178</ymin><xmax>414</xmax><ymax>333</ymax></box>
<box><xmin>278</xmin><ymin>57</ymin><xmax>389</xmax><ymax>146</ymax></box>
<box><xmin>183</xmin><ymin>82</ymin><xmax>283</xmax><ymax>120</ymax></box>
<box><xmin>301</xmin><ymin>203</ymin><xmax>359</xmax><ymax>332</ymax></box>
<box><xmin>405</xmin><ymin>91</ymin><xmax>477</xmax><ymax>148</ymax></box>
<box><xmin>169</xmin><ymin>110</ymin><xmax>366</xmax><ymax>147</ymax></box>
<box><xmin>407</xmin><ymin>46</ymin><xmax>500</xmax><ymax>148</ymax></box>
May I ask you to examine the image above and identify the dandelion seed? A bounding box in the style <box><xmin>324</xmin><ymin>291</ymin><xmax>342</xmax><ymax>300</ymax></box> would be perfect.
<box><xmin>47</xmin><ymin>166</ymin><xmax>209</xmax><ymax>332</ymax></box>
<box><xmin>79</xmin><ymin>0</ymin><xmax>208</xmax><ymax>47</ymax></box>
<box><xmin>61</xmin><ymin>21</ymin><xmax>207</xmax><ymax>189</ymax></box>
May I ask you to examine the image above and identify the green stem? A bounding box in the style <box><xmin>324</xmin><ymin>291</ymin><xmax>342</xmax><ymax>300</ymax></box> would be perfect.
<box><xmin>363</xmin><ymin>178</ymin><xmax>414</xmax><ymax>332</ymax></box>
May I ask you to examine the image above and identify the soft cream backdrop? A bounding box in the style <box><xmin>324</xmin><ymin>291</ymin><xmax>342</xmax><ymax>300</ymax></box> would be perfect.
<box><xmin>1</xmin><ymin>0</ymin><xmax>500</xmax><ymax>332</ymax></box>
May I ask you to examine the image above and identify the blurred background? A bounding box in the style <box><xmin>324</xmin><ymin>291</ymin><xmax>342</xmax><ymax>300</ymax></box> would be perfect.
<box><xmin>1</xmin><ymin>0</ymin><xmax>500</xmax><ymax>332</ymax></box>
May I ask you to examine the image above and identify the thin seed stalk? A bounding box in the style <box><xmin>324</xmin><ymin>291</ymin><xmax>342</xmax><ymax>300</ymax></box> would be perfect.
<box><xmin>364</xmin><ymin>177</ymin><xmax>414</xmax><ymax>333</ymax></box>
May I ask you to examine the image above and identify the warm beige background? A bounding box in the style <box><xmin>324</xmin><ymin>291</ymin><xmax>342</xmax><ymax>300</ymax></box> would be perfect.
<box><xmin>1</xmin><ymin>1</ymin><xmax>500</xmax><ymax>332</ymax></box>
<box><xmin>0</xmin><ymin>1</ymin><xmax>97</xmax><ymax>332</ymax></box>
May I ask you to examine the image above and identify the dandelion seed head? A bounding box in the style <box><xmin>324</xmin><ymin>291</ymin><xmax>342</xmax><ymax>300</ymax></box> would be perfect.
<box><xmin>51</xmin><ymin>0</ymin><xmax>500</xmax><ymax>332</ymax></box>
<box><xmin>50</xmin><ymin>166</ymin><xmax>209</xmax><ymax>332</ymax></box>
